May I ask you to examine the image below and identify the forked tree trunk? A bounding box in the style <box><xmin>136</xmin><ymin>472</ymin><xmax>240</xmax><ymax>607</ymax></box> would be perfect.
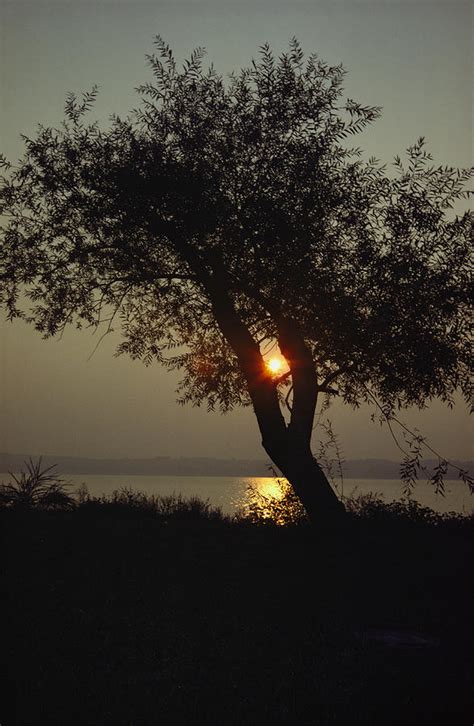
<box><xmin>180</xmin><ymin>253</ymin><xmax>346</xmax><ymax>527</ymax></box>
<box><xmin>248</xmin><ymin>375</ymin><xmax>346</xmax><ymax>527</ymax></box>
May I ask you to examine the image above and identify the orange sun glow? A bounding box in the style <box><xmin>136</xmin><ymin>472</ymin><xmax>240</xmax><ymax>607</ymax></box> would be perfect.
<box><xmin>266</xmin><ymin>357</ymin><xmax>283</xmax><ymax>374</ymax></box>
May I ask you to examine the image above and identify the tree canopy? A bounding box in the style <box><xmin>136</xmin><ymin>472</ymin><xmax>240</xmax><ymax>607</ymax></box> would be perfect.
<box><xmin>1</xmin><ymin>38</ymin><xmax>472</xmax><ymax>519</ymax></box>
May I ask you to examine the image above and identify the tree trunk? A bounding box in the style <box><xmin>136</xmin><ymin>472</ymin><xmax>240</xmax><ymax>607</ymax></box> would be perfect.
<box><xmin>262</xmin><ymin>437</ymin><xmax>346</xmax><ymax>527</ymax></box>
<box><xmin>190</xmin><ymin>259</ymin><xmax>346</xmax><ymax>527</ymax></box>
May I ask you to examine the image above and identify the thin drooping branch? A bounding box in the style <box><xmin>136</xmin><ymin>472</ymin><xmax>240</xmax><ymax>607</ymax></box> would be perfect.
<box><xmin>362</xmin><ymin>384</ymin><xmax>474</xmax><ymax>491</ymax></box>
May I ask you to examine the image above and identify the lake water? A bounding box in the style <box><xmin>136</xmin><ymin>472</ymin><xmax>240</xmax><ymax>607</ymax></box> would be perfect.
<box><xmin>2</xmin><ymin>472</ymin><xmax>470</xmax><ymax>516</ymax></box>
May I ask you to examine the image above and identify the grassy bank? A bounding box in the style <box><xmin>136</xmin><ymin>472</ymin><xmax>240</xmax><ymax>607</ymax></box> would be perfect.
<box><xmin>1</xmin><ymin>487</ymin><xmax>473</xmax><ymax>725</ymax></box>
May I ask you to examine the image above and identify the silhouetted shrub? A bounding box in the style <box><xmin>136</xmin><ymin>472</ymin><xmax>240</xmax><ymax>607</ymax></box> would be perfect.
<box><xmin>344</xmin><ymin>491</ymin><xmax>473</xmax><ymax>531</ymax></box>
<box><xmin>2</xmin><ymin>461</ymin><xmax>470</xmax><ymax>533</ymax></box>
<box><xmin>0</xmin><ymin>458</ymin><xmax>75</xmax><ymax>510</ymax></box>
<box><xmin>237</xmin><ymin>478</ymin><xmax>473</xmax><ymax>532</ymax></box>
<box><xmin>237</xmin><ymin>477</ymin><xmax>307</xmax><ymax>526</ymax></box>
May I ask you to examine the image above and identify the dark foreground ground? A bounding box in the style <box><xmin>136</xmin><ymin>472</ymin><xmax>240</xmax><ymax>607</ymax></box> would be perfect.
<box><xmin>1</xmin><ymin>500</ymin><xmax>473</xmax><ymax>725</ymax></box>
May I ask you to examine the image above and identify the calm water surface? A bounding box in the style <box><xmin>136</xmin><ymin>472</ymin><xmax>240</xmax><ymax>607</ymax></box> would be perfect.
<box><xmin>2</xmin><ymin>473</ymin><xmax>470</xmax><ymax>516</ymax></box>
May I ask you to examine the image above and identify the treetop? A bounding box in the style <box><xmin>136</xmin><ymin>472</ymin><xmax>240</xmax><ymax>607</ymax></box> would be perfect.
<box><xmin>1</xmin><ymin>38</ymin><xmax>472</xmax><ymax>414</ymax></box>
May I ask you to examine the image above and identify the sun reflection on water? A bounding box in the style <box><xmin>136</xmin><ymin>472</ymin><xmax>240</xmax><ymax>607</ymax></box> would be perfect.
<box><xmin>235</xmin><ymin>477</ymin><xmax>306</xmax><ymax>525</ymax></box>
<box><xmin>256</xmin><ymin>478</ymin><xmax>285</xmax><ymax>500</ymax></box>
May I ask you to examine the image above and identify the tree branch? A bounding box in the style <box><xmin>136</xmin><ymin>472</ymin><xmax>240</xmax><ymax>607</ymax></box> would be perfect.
<box><xmin>320</xmin><ymin>365</ymin><xmax>354</xmax><ymax>390</ymax></box>
<box><xmin>274</xmin><ymin>369</ymin><xmax>292</xmax><ymax>386</ymax></box>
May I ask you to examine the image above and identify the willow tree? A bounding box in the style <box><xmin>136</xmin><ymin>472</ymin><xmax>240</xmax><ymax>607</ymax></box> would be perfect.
<box><xmin>1</xmin><ymin>39</ymin><xmax>472</xmax><ymax>524</ymax></box>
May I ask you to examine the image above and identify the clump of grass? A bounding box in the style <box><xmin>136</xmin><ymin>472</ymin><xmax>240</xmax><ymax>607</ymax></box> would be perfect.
<box><xmin>76</xmin><ymin>485</ymin><xmax>229</xmax><ymax>523</ymax></box>
<box><xmin>0</xmin><ymin>458</ymin><xmax>75</xmax><ymax>511</ymax></box>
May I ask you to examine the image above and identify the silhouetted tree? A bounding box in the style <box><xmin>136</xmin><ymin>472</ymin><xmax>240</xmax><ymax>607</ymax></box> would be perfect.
<box><xmin>1</xmin><ymin>39</ymin><xmax>472</xmax><ymax>524</ymax></box>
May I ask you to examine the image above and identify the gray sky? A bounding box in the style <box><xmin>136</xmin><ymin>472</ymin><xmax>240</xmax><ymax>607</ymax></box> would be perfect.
<box><xmin>0</xmin><ymin>0</ymin><xmax>472</xmax><ymax>461</ymax></box>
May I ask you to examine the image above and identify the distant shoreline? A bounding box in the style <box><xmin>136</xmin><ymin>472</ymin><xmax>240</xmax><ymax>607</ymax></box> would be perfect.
<box><xmin>1</xmin><ymin>453</ymin><xmax>471</xmax><ymax>480</ymax></box>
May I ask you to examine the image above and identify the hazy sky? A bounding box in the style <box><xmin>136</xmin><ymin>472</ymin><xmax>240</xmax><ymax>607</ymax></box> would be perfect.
<box><xmin>0</xmin><ymin>0</ymin><xmax>472</xmax><ymax>462</ymax></box>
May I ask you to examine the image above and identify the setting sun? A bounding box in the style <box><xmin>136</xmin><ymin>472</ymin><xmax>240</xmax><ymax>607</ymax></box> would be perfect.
<box><xmin>266</xmin><ymin>357</ymin><xmax>283</xmax><ymax>374</ymax></box>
